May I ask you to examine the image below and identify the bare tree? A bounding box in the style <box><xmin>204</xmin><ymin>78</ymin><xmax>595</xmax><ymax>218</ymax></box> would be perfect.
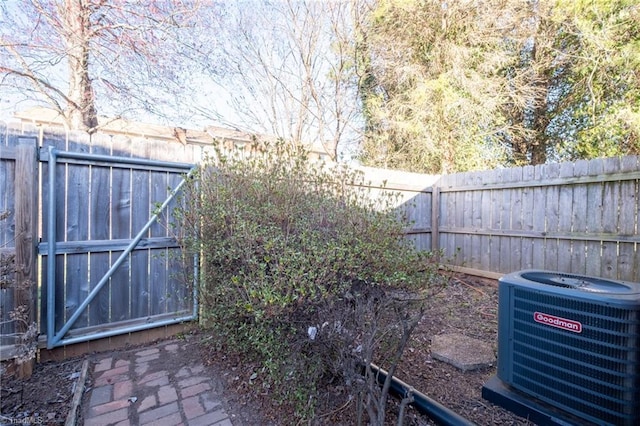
<box><xmin>0</xmin><ymin>0</ymin><xmax>217</xmax><ymax>132</ymax></box>
<box><xmin>202</xmin><ymin>0</ymin><xmax>366</xmax><ymax>161</ymax></box>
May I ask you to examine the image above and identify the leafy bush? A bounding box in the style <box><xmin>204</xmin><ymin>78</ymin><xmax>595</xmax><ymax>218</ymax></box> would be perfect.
<box><xmin>178</xmin><ymin>141</ymin><xmax>444</xmax><ymax>423</ymax></box>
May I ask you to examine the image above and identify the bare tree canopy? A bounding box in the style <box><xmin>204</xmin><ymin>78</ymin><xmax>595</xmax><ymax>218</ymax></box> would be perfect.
<box><xmin>199</xmin><ymin>0</ymin><xmax>366</xmax><ymax>160</ymax></box>
<box><xmin>0</xmin><ymin>0</ymin><xmax>220</xmax><ymax>132</ymax></box>
<box><xmin>0</xmin><ymin>0</ymin><xmax>363</xmax><ymax>159</ymax></box>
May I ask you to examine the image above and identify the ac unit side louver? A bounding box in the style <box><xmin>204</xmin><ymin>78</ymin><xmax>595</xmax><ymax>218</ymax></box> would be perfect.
<box><xmin>482</xmin><ymin>270</ymin><xmax>640</xmax><ymax>426</ymax></box>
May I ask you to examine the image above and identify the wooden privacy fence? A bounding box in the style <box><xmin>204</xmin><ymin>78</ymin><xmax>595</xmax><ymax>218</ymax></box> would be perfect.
<box><xmin>436</xmin><ymin>156</ymin><xmax>639</xmax><ymax>283</ymax></box>
<box><xmin>321</xmin><ymin>158</ymin><xmax>639</xmax><ymax>284</ymax></box>
<box><xmin>1</xmin><ymin>122</ymin><xmax>639</xmax><ymax>365</ymax></box>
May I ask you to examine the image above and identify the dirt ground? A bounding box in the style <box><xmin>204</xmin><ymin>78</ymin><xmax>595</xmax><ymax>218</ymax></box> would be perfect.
<box><xmin>394</xmin><ymin>274</ymin><xmax>535</xmax><ymax>425</ymax></box>
<box><xmin>1</xmin><ymin>357</ymin><xmax>83</xmax><ymax>425</ymax></box>
<box><xmin>1</xmin><ymin>274</ymin><xmax>534</xmax><ymax>425</ymax></box>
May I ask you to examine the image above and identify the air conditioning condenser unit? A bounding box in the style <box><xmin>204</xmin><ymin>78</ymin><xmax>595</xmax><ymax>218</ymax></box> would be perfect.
<box><xmin>482</xmin><ymin>270</ymin><xmax>640</xmax><ymax>426</ymax></box>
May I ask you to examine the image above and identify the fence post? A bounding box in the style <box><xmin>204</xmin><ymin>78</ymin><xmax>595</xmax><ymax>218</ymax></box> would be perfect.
<box><xmin>14</xmin><ymin>138</ymin><xmax>38</xmax><ymax>378</ymax></box>
<box><xmin>431</xmin><ymin>186</ymin><xmax>440</xmax><ymax>256</ymax></box>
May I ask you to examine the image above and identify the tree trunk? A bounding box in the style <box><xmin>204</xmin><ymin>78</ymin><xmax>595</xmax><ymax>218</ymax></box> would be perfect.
<box><xmin>528</xmin><ymin>33</ymin><xmax>549</xmax><ymax>166</ymax></box>
<box><xmin>512</xmin><ymin>139</ymin><xmax>530</xmax><ymax>166</ymax></box>
<box><xmin>64</xmin><ymin>0</ymin><xmax>98</xmax><ymax>132</ymax></box>
<box><xmin>508</xmin><ymin>6</ymin><xmax>551</xmax><ymax>168</ymax></box>
<box><xmin>530</xmin><ymin>107</ymin><xmax>548</xmax><ymax>165</ymax></box>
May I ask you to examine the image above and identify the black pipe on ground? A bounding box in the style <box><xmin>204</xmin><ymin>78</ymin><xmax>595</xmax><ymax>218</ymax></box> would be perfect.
<box><xmin>369</xmin><ymin>363</ymin><xmax>477</xmax><ymax>426</ymax></box>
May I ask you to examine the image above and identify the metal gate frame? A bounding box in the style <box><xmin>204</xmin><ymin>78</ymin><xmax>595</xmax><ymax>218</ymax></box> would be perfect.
<box><xmin>42</xmin><ymin>147</ymin><xmax>198</xmax><ymax>349</ymax></box>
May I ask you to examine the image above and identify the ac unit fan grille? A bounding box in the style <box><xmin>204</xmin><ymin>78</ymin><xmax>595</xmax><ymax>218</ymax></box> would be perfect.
<box><xmin>510</xmin><ymin>288</ymin><xmax>640</xmax><ymax>425</ymax></box>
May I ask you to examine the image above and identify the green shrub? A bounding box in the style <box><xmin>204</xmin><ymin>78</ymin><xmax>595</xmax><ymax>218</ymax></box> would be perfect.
<box><xmin>178</xmin><ymin>140</ymin><xmax>443</xmax><ymax>423</ymax></box>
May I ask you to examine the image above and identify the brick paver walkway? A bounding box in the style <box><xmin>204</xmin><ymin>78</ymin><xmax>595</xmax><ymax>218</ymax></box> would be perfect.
<box><xmin>83</xmin><ymin>339</ymin><xmax>232</xmax><ymax>426</ymax></box>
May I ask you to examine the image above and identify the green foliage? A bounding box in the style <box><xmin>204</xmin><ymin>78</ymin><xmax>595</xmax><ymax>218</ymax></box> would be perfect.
<box><xmin>358</xmin><ymin>0</ymin><xmax>640</xmax><ymax>171</ymax></box>
<box><xmin>550</xmin><ymin>0</ymin><xmax>640</xmax><ymax>160</ymax></box>
<box><xmin>179</xmin><ymin>141</ymin><xmax>441</xmax><ymax>422</ymax></box>
<box><xmin>359</xmin><ymin>0</ymin><xmax>515</xmax><ymax>173</ymax></box>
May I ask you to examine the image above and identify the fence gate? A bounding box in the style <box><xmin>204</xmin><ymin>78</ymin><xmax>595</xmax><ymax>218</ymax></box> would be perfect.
<box><xmin>40</xmin><ymin>147</ymin><xmax>197</xmax><ymax>349</ymax></box>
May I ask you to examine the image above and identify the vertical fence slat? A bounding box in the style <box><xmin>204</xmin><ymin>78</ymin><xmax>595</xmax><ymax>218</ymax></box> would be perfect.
<box><xmin>131</xmin><ymin>169</ymin><xmax>151</xmax><ymax>320</ymax></box>
<box><xmin>617</xmin><ymin>156</ymin><xmax>639</xmax><ymax>280</ymax></box>
<box><xmin>165</xmin><ymin>171</ymin><xmax>181</xmax><ymax>313</ymax></box>
<box><xmin>601</xmin><ymin>157</ymin><xmax>621</xmax><ymax>278</ymax></box>
<box><xmin>543</xmin><ymin>163</ymin><xmax>561</xmax><ymax>271</ymax></box>
<box><xmin>417</xmin><ymin>190</ymin><xmax>432</xmax><ymax>251</ymax></box>
<box><xmin>507</xmin><ymin>167</ymin><xmax>523</xmax><ymax>273</ymax></box>
<box><xmin>431</xmin><ymin>186</ymin><xmax>440</xmax><ymax>254</ymax></box>
<box><xmin>0</xmin><ymin>131</ymin><xmax>16</xmax><ymax>346</ymax></box>
<box><xmin>64</xmin><ymin>133</ymin><xmax>90</xmax><ymax>330</ymax></box>
<box><xmin>458</xmin><ymin>173</ymin><xmax>468</xmax><ymax>266</ymax></box>
<box><xmin>499</xmin><ymin>168</ymin><xmax>513</xmax><ymax>273</ymax></box>
<box><xmin>89</xmin><ymin>134</ymin><xmax>112</xmax><ymax>327</ymax></box>
<box><xmin>469</xmin><ymin>172</ymin><xmax>482</xmax><ymax>270</ymax></box>
<box><xmin>130</xmin><ymin>140</ymin><xmax>151</xmax><ymax>321</ymax></box>
<box><xmin>0</xmin><ymin>127</ymin><xmax>20</xmax><ymax>342</ymax></box>
<box><xmin>531</xmin><ymin>164</ymin><xmax>547</xmax><ymax>269</ymax></box>
<box><xmin>50</xmin><ymin>130</ymin><xmax>67</xmax><ymax>333</ymax></box>
<box><xmin>570</xmin><ymin>160</ymin><xmax>589</xmax><ymax>275</ymax></box>
<box><xmin>150</xmin><ymin>170</ymin><xmax>169</xmax><ymax>315</ymax></box>
<box><xmin>557</xmin><ymin>162</ymin><xmax>575</xmax><ymax>272</ymax></box>
<box><xmin>0</xmin><ymin>143</ymin><xmax>14</xmax><ymax>248</ymax></box>
<box><xmin>110</xmin><ymin>139</ymin><xmax>133</xmax><ymax>322</ymax></box>
<box><xmin>439</xmin><ymin>175</ymin><xmax>455</xmax><ymax>261</ymax></box>
<box><xmin>489</xmin><ymin>169</ymin><xmax>503</xmax><ymax>272</ymax></box>
<box><xmin>461</xmin><ymin>172</ymin><xmax>473</xmax><ymax>267</ymax></box>
<box><xmin>479</xmin><ymin>172</ymin><xmax>492</xmax><ymax>272</ymax></box>
<box><xmin>520</xmin><ymin>165</ymin><xmax>535</xmax><ymax>269</ymax></box>
<box><xmin>585</xmin><ymin>158</ymin><xmax>605</xmax><ymax>277</ymax></box>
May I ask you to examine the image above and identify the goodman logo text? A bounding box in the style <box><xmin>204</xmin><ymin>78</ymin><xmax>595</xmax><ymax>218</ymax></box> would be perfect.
<box><xmin>534</xmin><ymin>312</ymin><xmax>583</xmax><ymax>333</ymax></box>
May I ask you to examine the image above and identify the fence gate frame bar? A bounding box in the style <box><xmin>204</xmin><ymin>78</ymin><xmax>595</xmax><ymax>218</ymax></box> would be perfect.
<box><xmin>44</xmin><ymin>147</ymin><xmax>198</xmax><ymax>349</ymax></box>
